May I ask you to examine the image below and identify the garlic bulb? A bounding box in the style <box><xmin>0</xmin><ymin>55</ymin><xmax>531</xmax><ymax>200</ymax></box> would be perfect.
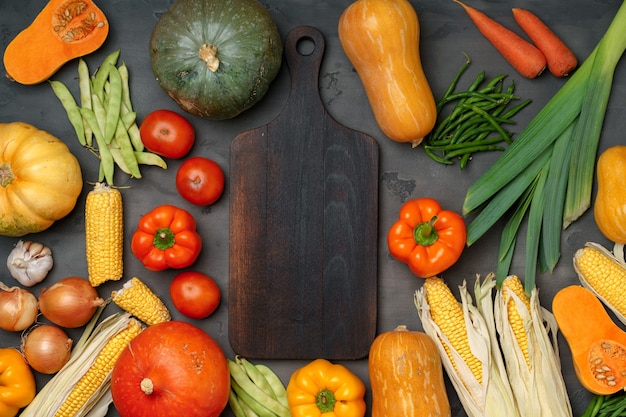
<box><xmin>7</xmin><ymin>240</ymin><xmax>53</xmax><ymax>286</ymax></box>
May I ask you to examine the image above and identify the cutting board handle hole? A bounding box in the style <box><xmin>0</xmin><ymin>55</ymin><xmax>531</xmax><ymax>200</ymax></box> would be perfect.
<box><xmin>295</xmin><ymin>37</ymin><xmax>316</xmax><ymax>56</ymax></box>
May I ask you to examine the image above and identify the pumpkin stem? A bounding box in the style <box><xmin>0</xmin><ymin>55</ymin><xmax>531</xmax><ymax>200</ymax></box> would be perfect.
<box><xmin>413</xmin><ymin>216</ymin><xmax>439</xmax><ymax>247</ymax></box>
<box><xmin>198</xmin><ymin>44</ymin><xmax>220</xmax><ymax>72</ymax></box>
<box><xmin>315</xmin><ymin>389</ymin><xmax>337</xmax><ymax>413</ymax></box>
<box><xmin>0</xmin><ymin>163</ymin><xmax>15</xmax><ymax>187</ymax></box>
<box><xmin>140</xmin><ymin>378</ymin><xmax>154</xmax><ymax>395</ymax></box>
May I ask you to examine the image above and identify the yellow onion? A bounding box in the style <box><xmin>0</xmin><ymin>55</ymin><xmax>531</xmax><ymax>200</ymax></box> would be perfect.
<box><xmin>39</xmin><ymin>276</ymin><xmax>105</xmax><ymax>328</ymax></box>
<box><xmin>0</xmin><ymin>281</ymin><xmax>38</xmax><ymax>331</ymax></box>
<box><xmin>22</xmin><ymin>324</ymin><xmax>72</xmax><ymax>374</ymax></box>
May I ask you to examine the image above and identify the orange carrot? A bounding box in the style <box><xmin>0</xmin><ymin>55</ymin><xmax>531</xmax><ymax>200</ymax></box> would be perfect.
<box><xmin>512</xmin><ymin>7</ymin><xmax>578</xmax><ymax>77</ymax></box>
<box><xmin>453</xmin><ymin>0</ymin><xmax>546</xmax><ymax>79</ymax></box>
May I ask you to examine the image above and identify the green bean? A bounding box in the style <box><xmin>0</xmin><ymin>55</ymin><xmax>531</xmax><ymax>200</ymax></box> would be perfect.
<box><xmin>500</xmin><ymin>98</ymin><xmax>532</xmax><ymax>119</ymax></box>
<box><xmin>437</xmin><ymin>53</ymin><xmax>471</xmax><ymax>112</ymax></box>
<box><xmin>228</xmin><ymin>360</ymin><xmax>291</xmax><ymax>417</ymax></box>
<box><xmin>238</xmin><ymin>393</ymin><xmax>265</xmax><ymax>417</ymax></box>
<box><xmin>78</xmin><ymin>59</ymin><xmax>93</xmax><ymax>147</ymax></box>
<box><xmin>231</xmin><ymin>380</ymin><xmax>275</xmax><ymax>417</ymax></box>
<box><xmin>423</xmin><ymin>147</ymin><xmax>453</xmax><ymax>165</ymax></box>
<box><xmin>465</xmin><ymin>104</ymin><xmax>513</xmax><ymax>144</ymax></box>
<box><xmin>255</xmin><ymin>364</ymin><xmax>289</xmax><ymax>408</ymax></box>
<box><xmin>80</xmin><ymin>108</ymin><xmax>115</xmax><ymax>185</ymax></box>
<box><xmin>236</xmin><ymin>357</ymin><xmax>276</xmax><ymax>400</ymax></box>
<box><xmin>118</xmin><ymin>62</ymin><xmax>133</xmax><ymax>113</ymax></box>
<box><xmin>109</xmin><ymin>144</ymin><xmax>132</xmax><ymax>175</ymax></box>
<box><xmin>443</xmin><ymin>144</ymin><xmax>505</xmax><ymax>161</ymax></box>
<box><xmin>49</xmin><ymin>80</ymin><xmax>86</xmax><ymax>146</ymax></box>
<box><xmin>121</xmin><ymin>102</ymin><xmax>144</xmax><ymax>151</ymax></box>
<box><xmin>114</xmin><ymin>119</ymin><xmax>141</xmax><ymax>178</ymax></box>
<box><xmin>104</xmin><ymin>64</ymin><xmax>123</xmax><ymax>144</ymax></box>
<box><xmin>90</xmin><ymin>93</ymin><xmax>108</xmax><ymax>136</ymax></box>
<box><xmin>121</xmin><ymin>111</ymin><xmax>137</xmax><ymax>128</ymax></box>
<box><xmin>134</xmin><ymin>152</ymin><xmax>167</xmax><ymax>169</ymax></box>
<box><xmin>92</xmin><ymin>49</ymin><xmax>120</xmax><ymax>102</ymax></box>
<box><xmin>228</xmin><ymin>390</ymin><xmax>249</xmax><ymax>417</ymax></box>
<box><xmin>425</xmin><ymin>136</ymin><xmax>508</xmax><ymax>151</ymax></box>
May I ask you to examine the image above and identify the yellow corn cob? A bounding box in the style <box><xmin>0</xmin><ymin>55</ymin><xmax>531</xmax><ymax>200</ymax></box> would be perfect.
<box><xmin>54</xmin><ymin>318</ymin><xmax>142</xmax><ymax>417</ymax></box>
<box><xmin>575</xmin><ymin>243</ymin><xmax>626</xmax><ymax>320</ymax></box>
<box><xmin>112</xmin><ymin>277</ymin><xmax>171</xmax><ymax>326</ymax></box>
<box><xmin>501</xmin><ymin>275</ymin><xmax>531</xmax><ymax>367</ymax></box>
<box><xmin>85</xmin><ymin>182</ymin><xmax>123</xmax><ymax>287</ymax></box>
<box><xmin>423</xmin><ymin>277</ymin><xmax>483</xmax><ymax>383</ymax></box>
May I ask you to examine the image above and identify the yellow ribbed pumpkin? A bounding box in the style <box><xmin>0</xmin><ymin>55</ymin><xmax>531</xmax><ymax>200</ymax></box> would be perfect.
<box><xmin>338</xmin><ymin>0</ymin><xmax>437</xmax><ymax>146</ymax></box>
<box><xmin>594</xmin><ymin>146</ymin><xmax>626</xmax><ymax>244</ymax></box>
<box><xmin>0</xmin><ymin>122</ymin><xmax>83</xmax><ymax>236</ymax></box>
<box><xmin>369</xmin><ymin>325</ymin><xmax>451</xmax><ymax>417</ymax></box>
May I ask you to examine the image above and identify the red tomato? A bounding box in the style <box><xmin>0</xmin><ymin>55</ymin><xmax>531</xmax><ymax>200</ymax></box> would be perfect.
<box><xmin>176</xmin><ymin>157</ymin><xmax>225</xmax><ymax>206</ymax></box>
<box><xmin>170</xmin><ymin>271</ymin><xmax>221</xmax><ymax>319</ymax></box>
<box><xmin>139</xmin><ymin>109</ymin><xmax>195</xmax><ymax>159</ymax></box>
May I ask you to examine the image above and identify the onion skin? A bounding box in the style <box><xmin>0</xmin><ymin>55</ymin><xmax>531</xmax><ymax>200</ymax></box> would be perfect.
<box><xmin>0</xmin><ymin>282</ymin><xmax>38</xmax><ymax>332</ymax></box>
<box><xmin>22</xmin><ymin>324</ymin><xmax>72</xmax><ymax>374</ymax></box>
<box><xmin>39</xmin><ymin>276</ymin><xmax>105</xmax><ymax>328</ymax></box>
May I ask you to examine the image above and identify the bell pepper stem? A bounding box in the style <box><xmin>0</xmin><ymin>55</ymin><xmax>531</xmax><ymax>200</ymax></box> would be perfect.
<box><xmin>316</xmin><ymin>389</ymin><xmax>337</xmax><ymax>413</ymax></box>
<box><xmin>153</xmin><ymin>227</ymin><xmax>176</xmax><ymax>250</ymax></box>
<box><xmin>414</xmin><ymin>216</ymin><xmax>440</xmax><ymax>246</ymax></box>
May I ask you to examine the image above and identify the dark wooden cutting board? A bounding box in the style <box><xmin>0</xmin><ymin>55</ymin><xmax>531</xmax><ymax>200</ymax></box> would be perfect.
<box><xmin>228</xmin><ymin>26</ymin><xmax>379</xmax><ymax>360</ymax></box>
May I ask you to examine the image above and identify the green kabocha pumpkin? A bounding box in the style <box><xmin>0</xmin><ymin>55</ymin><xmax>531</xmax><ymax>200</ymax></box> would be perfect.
<box><xmin>149</xmin><ymin>0</ymin><xmax>283</xmax><ymax>120</ymax></box>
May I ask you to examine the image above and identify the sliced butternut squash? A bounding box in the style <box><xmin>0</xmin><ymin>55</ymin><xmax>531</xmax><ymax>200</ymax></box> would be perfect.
<box><xmin>553</xmin><ymin>285</ymin><xmax>626</xmax><ymax>395</ymax></box>
<box><xmin>3</xmin><ymin>0</ymin><xmax>109</xmax><ymax>85</ymax></box>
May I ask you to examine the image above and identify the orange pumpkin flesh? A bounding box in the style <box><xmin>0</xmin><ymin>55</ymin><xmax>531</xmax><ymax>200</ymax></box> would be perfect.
<box><xmin>368</xmin><ymin>325</ymin><xmax>451</xmax><ymax>417</ymax></box>
<box><xmin>338</xmin><ymin>0</ymin><xmax>437</xmax><ymax>146</ymax></box>
<box><xmin>111</xmin><ymin>321</ymin><xmax>230</xmax><ymax>417</ymax></box>
<box><xmin>3</xmin><ymin>0</ymin><xmax>109</xmax><ymax>85</ymax></box>
<box><xmin>553</xmin><ymin>285</ymin><xmax>626</xmax><ymax>395</ymax></box>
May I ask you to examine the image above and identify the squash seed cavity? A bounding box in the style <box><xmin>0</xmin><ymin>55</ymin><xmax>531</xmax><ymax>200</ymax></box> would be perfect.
<box><xmin>52</xmin><ymin>1</ymin><xmax>106</xmax><ymax>43</ymax></box>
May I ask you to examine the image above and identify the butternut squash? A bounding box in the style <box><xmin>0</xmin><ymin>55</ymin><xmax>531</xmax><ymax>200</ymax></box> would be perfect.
<box><xmin>338</xmin><ymin>0</ymin><xmax>437</xmax><ymax>146</ymax></box>
<box><xmin>3</xmin><ymin>0</ymin><xmax>109</xmax><ymax>85</ymax></box>
<box><xmin>552</xmin><ymin>285</ymin><xmax>626</xmax><ymax>395</ymax></box>
<box><xmin>594</xmin><ymin>146</ymin><xmax>626</xmax><ymax>244</ymax></box>
<box><xmin>368</xmin><ymin>325</ymin><xmax>451</xmax><ymax>417</ymax></box>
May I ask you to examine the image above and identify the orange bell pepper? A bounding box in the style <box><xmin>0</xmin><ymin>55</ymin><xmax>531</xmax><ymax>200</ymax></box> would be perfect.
<box><xmin>131</xmin><ymin>204</ymin><xmax>202</xmax><ymax>271</ymax></box>
<box><xmin>0</xmin><ymin>348</ymin><xmax>36</xmax><ymax>417</ymax></box>
<box><xmin>387</xmin><ymin>197</ymin><xmax>466</xmax><ymax>278</ymax></box>
<box><xmin>286</xmin><ymin>359</ymin><xmax>366</xmax><ymax>417</ymax></box>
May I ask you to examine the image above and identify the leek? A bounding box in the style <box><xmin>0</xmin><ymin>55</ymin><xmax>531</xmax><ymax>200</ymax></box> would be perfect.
<box><xmin>463</xmin><ymin>1</ymin><xmax>626</xmax><ymax>292</ymax></box>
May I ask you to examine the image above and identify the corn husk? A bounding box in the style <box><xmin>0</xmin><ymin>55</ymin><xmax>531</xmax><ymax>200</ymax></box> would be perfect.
<box><xmin>20</xmin><ymin>305</ymin><xmax>140</xmax><ymax>417</ymax></box>
<box><xmin>415</xmin><ymin>276</ymin><xmax>520</xmax><ymax>417</ymax></box>
<box><xmin>494</xmin><ymin>275</ymin><xmax>572</xmax><ymax>417</ymax></box>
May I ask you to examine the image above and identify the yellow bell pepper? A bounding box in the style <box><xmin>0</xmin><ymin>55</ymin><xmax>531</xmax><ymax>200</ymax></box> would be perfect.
<box><xmin>286</xmin><ymin>358</ymin><xmax>366</xmax><ymax>417</ymax></box>
<box><xmin>0</xmin><ymin>348</ymin><xmax>36</xmax><ymax>417</ymax></box>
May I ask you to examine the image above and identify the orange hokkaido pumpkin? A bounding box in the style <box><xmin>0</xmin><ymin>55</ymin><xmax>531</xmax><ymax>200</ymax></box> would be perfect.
<box><xmin>0</xmin><ymin>122</ymin><xmax>83</xmax><ymax>236</ymax></box>
<box><xmin>3</xmin><ymin>0</ymin><xmax>109</xmax><ymax>85</ymax></box>
<box><xmin>594</xmin><ymin>146</ymin><xmax>626</xmax><ymax>244</ymax></box>
<box><xmin>338</xmin><ymin>0</ymin><xmax>437</xmax><ymax>146</ymax></box>
<box><xmin>369</xmin><ymin>325</ymin><xmax>451</xmax><ymax>417</ymax></box>
<box><xmin>553</xmin><ymin>285</ymin><xmax>626</xmax><ymax>395</ymax></box>
<box><xmin>111</xmin><ymin>321</ymin><xmax>230</xmax><ymax>417</ymax></box>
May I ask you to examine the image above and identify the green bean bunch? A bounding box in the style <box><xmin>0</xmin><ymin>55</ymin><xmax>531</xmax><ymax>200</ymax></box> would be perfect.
<box><xmin>582</xmin><ymin>392</ymin><xmax>626</xmax><ymax>417</ymax></box>
<box><xmin>50</xmin><ymin>49</ymin><xmax>167</xmax><ymax>185</ymax></box>
<box><xmin>422</xmin><ymin>56</ymin><xmax>531</xmax><ymax>169</ymax></box>
<box><xmin>228</xmin><ymin>356</ymin><xmax>291</xmax><ymax>417</ymax></box>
